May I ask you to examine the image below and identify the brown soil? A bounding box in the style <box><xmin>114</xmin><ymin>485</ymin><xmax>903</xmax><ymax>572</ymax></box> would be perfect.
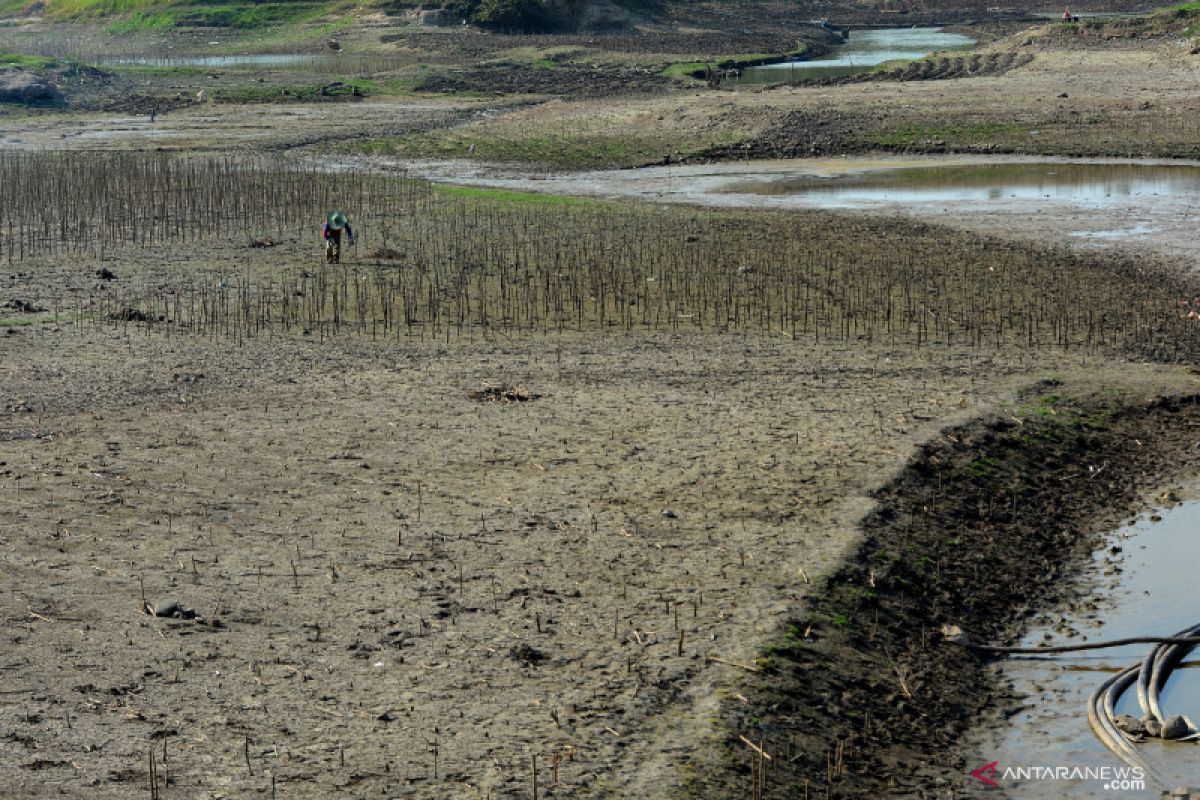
<box><xmin>1</xmin><ymin>9</ymin><xmax>1199</xmax><ymax>798</ymax></box>
<box><xmin>7</xmin><ymin>199</ymin><xmax>1199</xmax><ymax>796</ymax></box>
<box><xmin>773</xmin><ymin>51</ymin><xmax>1036</xmax><ymax>88</ymax></box>
<box><xmin>1</xmin><ymin>318</ymin><xmax>1115</xmax><ymax>799</ymax></box>
<box><xmin>416</xmin><ymin>60</ymin><xmax>672</xmax><ymax>98</ymax></box>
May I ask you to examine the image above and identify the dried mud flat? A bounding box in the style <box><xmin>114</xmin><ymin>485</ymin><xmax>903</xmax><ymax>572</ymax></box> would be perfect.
<box><xmin>2</xmin><ymin>17</ymin><xmax>1200</xmax><ymax>796</ymax></box>
<box><xmin>3</xmin><ymin>301</ymin><xmax>1169</xmax><ymax>798</ymax></box>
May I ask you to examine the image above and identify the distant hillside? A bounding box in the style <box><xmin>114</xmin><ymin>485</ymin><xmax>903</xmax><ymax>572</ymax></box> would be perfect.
<box><xmin>0</xmin><ymin>0</ymin><xmax>653</xmax><ymax>32</ymax></box>
<box><xmin>0</xmin><ymin>0</ymin><xmax>1169</xmax><ymax>33</ymax></box>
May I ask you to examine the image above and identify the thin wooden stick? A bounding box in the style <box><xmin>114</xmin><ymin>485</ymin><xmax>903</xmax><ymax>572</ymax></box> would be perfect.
<box><xmin>709</xmin><ymin>656</ymin><xmax>761</xmax><ymax>673</ymax></box>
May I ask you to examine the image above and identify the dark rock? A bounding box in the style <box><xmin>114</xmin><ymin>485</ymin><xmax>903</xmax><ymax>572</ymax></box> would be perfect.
<box><xmin>0</xmin><ymin>70</ymin><xmax>61</xmax><ymax>104</ymax></box>
<box><xmin>1114</xmin><ymin>714</ymin><xmax>1146</xmax><ymax>736</ymax></box>
<box><xmin>154</xmin><ymin>600</ymin><xmax>181</xmax><ymax>618</ymax></box>
<box><xmin>1160</xmin><ymin>715</ymin><xmax>1190</xmax><ymax>740</ymax></box>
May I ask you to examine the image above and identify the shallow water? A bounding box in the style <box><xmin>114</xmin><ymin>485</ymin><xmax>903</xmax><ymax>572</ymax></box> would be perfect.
<box><xmin>95</xmin><ymin>53</ymin><xmax>406</xmax><ymax>73</ymax></box>
<box><xmin>99</xmin><ymin>54</ymin><xmax>325</xmax><ymax>67</ymax></box>
<box><xmin>728</xmin><ymin>27</ymin><xmax>976</xmax><ymax>84</ymax></box>
<box><xmin>721</xmin><ymin>162</ymin><xmax>1200</xmax><ymax>208</ymax></box>
<box><xmin>969</xmin><ymin>498</ymin><xmax>1200</xmax><ymax>797</ymax></box>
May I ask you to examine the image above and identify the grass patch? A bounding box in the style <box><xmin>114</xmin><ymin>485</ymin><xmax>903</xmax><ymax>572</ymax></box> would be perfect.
<box><xmin>105</xmin><ymin>11</ymin><xmax>176</xmax><ymax>31</ymax></box>
<box><xmin>0</xmin><ymin>314</ymin><xmax>52</xmax><ymax>327</ymax></box>
<box><xmin>662</xmin><ymin>60</ymin><xmax>707</xmax><ymax>80</ymax></box>
<box><xmin>359</xmin><ymin>129</ymin><xmax>690</xmax><ymax>169</ymax></box>
<box><xmin>36</xmin><ymin>0</ymin><xmax>336</xmax><ymax>31</ymax></box>
<box><xmin>663</xmin><ymin>46</ymin><xmax>815</xmax><ymax>81</ymax></box>
<box><xmin>0</xmin><ymin>53</ymin><xmax>56</xmax><ymax>68</ymax></box>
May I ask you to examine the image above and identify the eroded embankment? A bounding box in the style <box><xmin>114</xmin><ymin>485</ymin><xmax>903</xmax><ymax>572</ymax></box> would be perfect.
<box><xmin>688</xmin><ymin>383</ymin><xmax>1200</xmax><ymax>798</ymax></box>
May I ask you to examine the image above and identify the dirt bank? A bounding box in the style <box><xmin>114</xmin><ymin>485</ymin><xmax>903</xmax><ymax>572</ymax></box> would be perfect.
<box><xmin>684</xmin><ymin>379</ymin><xmax>1200</xmax><ymax>798</ymax></box>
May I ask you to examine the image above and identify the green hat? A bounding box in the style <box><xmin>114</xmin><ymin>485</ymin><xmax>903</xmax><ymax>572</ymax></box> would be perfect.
<box><xmin>327</xmin><ymin>210</ymin><xmax>347</xmax><ymax>230</ymax></box>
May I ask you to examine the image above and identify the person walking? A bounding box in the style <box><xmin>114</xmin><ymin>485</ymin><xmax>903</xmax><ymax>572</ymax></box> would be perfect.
<box><xmin>322</xmin><ymin>211</ymin><xmax>354</xmax><ymax>264</ymax></box>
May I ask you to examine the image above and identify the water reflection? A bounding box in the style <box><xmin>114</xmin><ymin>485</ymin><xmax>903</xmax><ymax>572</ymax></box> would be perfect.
<box><xmin>729</xmin><ymin>27</ymin><xmax>976</xmax><ymax>84</ymax></box>
<box><xmin>979</xmin><ymin>498</ymin><xmax>1200</xmax><ymax>797</ymax></box>
<box><xmin>723</xmin><ymin>163</ymin><xmax>1200</xmax><ymax>209</ymax></box>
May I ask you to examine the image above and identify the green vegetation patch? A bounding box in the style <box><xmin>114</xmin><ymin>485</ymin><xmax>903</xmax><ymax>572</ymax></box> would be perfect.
<box><xmin>359</xmin><ymin>129</ymin><xmax>694</xmax><ymax>169</ymax></box>
<box><xmin>28</xmin><ymin>0</ymin><xmax>336</xmax><ymax>31</ymax></box>
<box><xmin>0</xmin><ymin>53</ymin><xmax>56</xmax><ymax>68</ymax></box>
<box><xmin>0</xmin><ymin>313</ymin><xmax>53</xmax><ymax>327</ymax></box>
<box><xmin>663</xmin><ymin>48</ymin><xmax>813</xmax><ymax>81</ymax></box>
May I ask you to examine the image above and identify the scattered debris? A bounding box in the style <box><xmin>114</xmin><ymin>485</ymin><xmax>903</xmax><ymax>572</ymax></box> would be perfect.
<box><xmin>368</xmin><ymin>247</ymin><xmax>405</xmax><ymax>260</ymax></box>
<box><xmin>143</xmin><ymin>599</ymin><xmax>221</xmax><ymax>627</ymax></box>
<box><xmin>110</xmin><ymin>308</ymin><xmax>155</xmax><ymax>322</ymax></box>
<box><xmin>508</xmin><ymin>644</ymin><xmax>546</xmax><ymax>665</ymax></box>
<box><xmin>248</xmin><ymin>238</ymin><xmax>280</xmax><ymax>248</ymax></box>
<box><xmin>468</xmin><ymin>383</ymin><xmax>540</xmax><ymax>403</ymax></box>
<box><xmin>3</xmin><ymin>299</ymin><xmax>46</xmax><ymax>313</ymax></box>
<box><xmin>96</xmin><ymin>267</ymin><xmax>117</xmax><ymax>281</ymax></box>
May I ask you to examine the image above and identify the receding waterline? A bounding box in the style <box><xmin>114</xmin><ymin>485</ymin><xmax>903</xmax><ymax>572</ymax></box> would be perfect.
<box><xmin>970</xmin><ymin>497</ymin><xmax>1200</xmax><ymax>797</ymax></box>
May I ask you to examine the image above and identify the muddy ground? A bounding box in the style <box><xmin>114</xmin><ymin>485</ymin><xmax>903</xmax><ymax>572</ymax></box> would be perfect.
<box><xmin>0</xmin><ymin>312</ymin><xmax>1136</xmax><ymax>798</ymax></box>
<box><xmin>3</xmin><ymin>200</ymin><xmax>1200</xmax><ymax>798</ymax></box>
<box><xmin>687</xmin><ymin>379</ymin><xmax>1200</xmax><ymax>798</ymax></box>
<box><xmin>3</xmin><ymin>7</ymin><xmax>1200</xmax><ymax>800</ymax></box>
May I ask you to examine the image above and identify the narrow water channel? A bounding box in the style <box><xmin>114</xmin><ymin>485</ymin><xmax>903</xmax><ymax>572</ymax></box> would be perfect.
<box><xmin>967</xmin><ymin>496</ymin><xmax>1200</xmax><ymax>797</ymax></box>
<box><xmin>727</xmin><ymin>27</ymin><xmax>976</xmax><ymax>84</ymax></box>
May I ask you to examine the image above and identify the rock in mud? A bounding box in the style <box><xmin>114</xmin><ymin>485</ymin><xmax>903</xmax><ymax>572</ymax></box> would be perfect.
<box><xmin>1160</xmin><ymin>715</ymin><xmax>1190</xmax><ymax>740</ymax></box>
<box><xmin>153</xmin><ymin>600</ymin><xmax>181</xmax><ymax>618</ymax></box>
<box><xmin>1144</xmin><ymin>716</ymin><xmax>1163</xmax><ymax>738</ymax></box>
<box><xmin>1114</xmin><ymin>714</ymin><xmax>1146</xmax><ymax>736</ymax></box>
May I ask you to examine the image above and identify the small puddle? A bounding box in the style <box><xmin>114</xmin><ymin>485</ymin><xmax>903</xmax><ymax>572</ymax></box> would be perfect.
<box><xmin>98</xmin><ymin>54</ymin><xmax>326</xmax><ymax>68</ymax></box>
<box><xmin>722</xmin><ymin>162</ymin><xmax>1200</xmax><ymax>209</ymax></box>
<box><xmin>969</xmin><ymin>496</ymin><xmax>1200</xmax><ymax>796</ymax></box>
<box><xmin>728</xmin><ymin>27</ymin><xmax>975</xmax><ymax>84</ymax></box>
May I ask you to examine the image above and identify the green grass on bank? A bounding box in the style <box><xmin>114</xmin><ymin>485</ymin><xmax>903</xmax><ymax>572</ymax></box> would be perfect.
<box><xmin>0</xmin><ymin>0</ymin><xmax>341</xmax><ymax>31</ymax></box>
<box><xmin>0</xmin><ymin>52</ymin><xmax>56</xmax><ymax>67</ymax></box>
<box><xmin>359</xmin><ymin>128</ymin><xmax>703</xmax><ymax>169</ymax></box>
<box><xmin>107</xmin><ymin>2</ymin><xmax>332</xmax><ymax>32</ymax></box>
<box><xmin>662</xmin><ymin>46</ymin><xmax>814</xmax><ymax>82</ymax></box>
